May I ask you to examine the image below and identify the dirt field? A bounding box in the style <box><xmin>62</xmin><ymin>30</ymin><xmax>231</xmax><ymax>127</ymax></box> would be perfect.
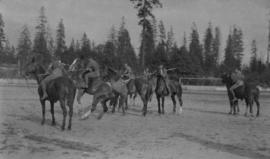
<box><xmin>0</xmin><ymin>85</ymin><xmax>270</xmax><ymax>159</ymax></box>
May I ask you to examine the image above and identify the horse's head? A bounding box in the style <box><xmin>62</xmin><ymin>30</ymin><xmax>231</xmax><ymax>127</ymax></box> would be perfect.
<box><xmin>23</xmin><ymin>56</ymin><xmax>45</xmax><ymax>78</ymax></box>
<box><xmin>221</xmin><ymin>72</ymin><xmax>233</xmax><ymax>86</ymax></box>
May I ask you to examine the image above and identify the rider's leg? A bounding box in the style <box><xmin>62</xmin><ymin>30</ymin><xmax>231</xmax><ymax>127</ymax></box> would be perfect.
<box><xmin>165</xmin><ymin>78</ymin><xmax>171</xmax><ymax>95</ymax></box>
<box><xmin>230</xmin><ymin>82</ymin><xmax>240</xmax><ymax>102</ymax></box>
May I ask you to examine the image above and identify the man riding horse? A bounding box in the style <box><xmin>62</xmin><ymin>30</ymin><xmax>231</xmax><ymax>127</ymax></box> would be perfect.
<box><xmin>230</xmin><ymin>68</ymin><xmax>244</xmax><ymax>102</ymax></box>
<box><xmin>82</xmin><ymin>57</ymin><xmax>100</xmax><ymax>88</ymax></box>
<box><xmin>122</xmin><ymin>63</ymin><xmax>134</xmax><ymax>81</ymax></box>
<box><xmin>158</xmin><ymin>64</ymin><xmax>170</xmax><ymax>95</ymax></box>
<box><xmin>40</xmin><ymin>58</ymin><xmax>67</xmax><ymax>100</ymax></box>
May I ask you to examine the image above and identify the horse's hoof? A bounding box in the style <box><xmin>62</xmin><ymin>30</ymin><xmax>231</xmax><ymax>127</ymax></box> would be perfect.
<box><xmin>51</xmin><ymin>122</ymin><xmax>56</xmax><ymax>126</ymax></box>
<box><xmin>61</xmin><ymin>127</ymin><xmax>65</xmax><ymax>131</ymax></box>
<box><xmin>41</xmin><ymin>121</ymin><xmax>45</xmax><ymax>125</ymax></box>
<box><xmin>67</xmin><ymin>126</ymin><xmax>71</xmax><ymax>130</ymax></box>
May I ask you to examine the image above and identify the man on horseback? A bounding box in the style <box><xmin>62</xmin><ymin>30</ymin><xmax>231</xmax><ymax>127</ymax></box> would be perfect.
<box><xmin>230</xmin><ymin>68</ymin><xmax>244</xmax><ymax>102</ymax></box>
<box><xmin>40</xmin><ymin>58</ymin><xmax>66</xmax><ymax>100</ymax></box>
<box><xmin>144</xmin><ymin>68</ymin><xmax>151</xmax><ymax>79</ymax></box>
<box><xmin>158</xmin><ymin>64</ymin><xmax>170</xmax><ymax>94</ymax></box>
<box><xmin>81</xmin><ymin>57</ymin><xmax>100</xmax><ymax>88</ymax></box>
<box><xmin>122</xmin><ymin>63</ymin><xmax>134</xmax><ymax>80</ymax></box>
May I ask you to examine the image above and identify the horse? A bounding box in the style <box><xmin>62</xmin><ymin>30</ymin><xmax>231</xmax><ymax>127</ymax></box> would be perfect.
<box><xmin>221</xmin><ymin>73</ymin><xmax>260</xmax><ymax>117</ymax></box>
<box><xmin>69</xmin><ymin>58</ymin><xmax>127</xmax><ymax>119</ymax></box>
<box><xmin>24</xmin><ymin>57</ymin><xmax>76</xmax><ymax>130</ymax></box>
<box><xmin>133</xmin><ymin>75</ymin><xmax>154</xmax><ymax>116</ymax></box>
<box><xmin>155</xmin><ymin>74</ymin><xmax>183</xmax><ymax>115</ymax></box>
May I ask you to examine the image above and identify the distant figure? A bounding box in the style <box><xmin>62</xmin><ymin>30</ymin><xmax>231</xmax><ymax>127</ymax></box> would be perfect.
<box><xmin>158</xmin><ymin>65</ymin><xmax>170</xmax><ymax>94</ymax></box>
<box><xmin>123</xmin><ymin>63</ymin><xmax>134</xmax><ymax>80</ymax></box>
<box><xmin>143</xmin><ymin>68</ymin><xmax>151</xmax><ymax>79</ymax></box>
<box><xmin>40</xmin><ymin>59</ymin><xmax>66</xmax><ymax>100</ymax></box>
<box><xmin>81</xmin><ymin>57</ymin><xmax>100</xmax><ymax>88</ymax></box>
<box><xmin>230</xmin><ymin>68</ymin><xmax>244</xmax><ymax>102</ymax></box>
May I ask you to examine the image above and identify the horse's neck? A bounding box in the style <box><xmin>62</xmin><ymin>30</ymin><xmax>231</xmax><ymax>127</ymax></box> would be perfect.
<box><xmin>34</xmin><ymin>65</ymin><xmax>46</xmax><ymax>84</ymax></box>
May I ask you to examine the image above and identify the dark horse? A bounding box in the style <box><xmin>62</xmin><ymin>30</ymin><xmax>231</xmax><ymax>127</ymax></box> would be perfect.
<box><xmin>221</xmin><ymin>73</ymin><xmax>260</xmax><ymax>117</ymax></box>
<box><xmin>155</xmin><ymin>74</ymin><xmax>183</xmax><ymax>114</ymax></box>
<box><xmin>24</xmin><ymin>57</ymin><xmax>76</xmax><ymax>130</ymax></box>
<box><xmin>133</xmin><ymin>76</ymin><xmax>154</xmax><ymax>116</ymax></box>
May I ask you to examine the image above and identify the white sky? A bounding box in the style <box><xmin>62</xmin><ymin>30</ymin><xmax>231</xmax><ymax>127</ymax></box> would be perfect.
<box><xmin>1</xmin><ymin>0</ymin><xmax>270</xmax><ymax>64</ymax></box>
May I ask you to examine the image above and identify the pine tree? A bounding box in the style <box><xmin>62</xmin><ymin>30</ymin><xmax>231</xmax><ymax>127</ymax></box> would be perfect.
<box><xmin>232</xmin><ymin>26</ymin><xmax>244</xmax><ymax>68</ymax></box>
<box><xmin>204</xmin><ymin>23</ymin><xmax>214</xmax><ymax>74</ymax></box>
<box><xmin>166</xmin><ymin>26</ymin><xmax>175</xmax><ymax>57</ymax></box>
<box><xmin>130</xmin><ymin>0</ymin><xmax>162</xmax><ymax>67</ymax></box>
<box><xmin>212</xmin><ymin>27</ymin><xmax>221</xmax><ymax>69</ymax></box>
<box><xmin>189</xmin><ymin>23</ymin><xmax>203</xmax><ymax>74</ymax></box>
<box><xmin>250</xmin><ymin>39</ymin><xmax>258</xmax><ymax>72</ymax></box>
<box><xmin>117</xmin><ymin>18</ymin><xmax>137</xmax><ymax>69</ymax></box>
<box><xmin>55</xmin><ymin>19</ymin><xmax>66</xmax><ymax>59</ymax></box>
<box><xmin>17</xmin><ymin>25</ymin><xmax>32</xmax><ymax>74</ymax></box>
<box><xmin>0</xmin><ymin>13</ymin><xmax>5</xmax><ymax>52</ymax></box>
<box><xmin>152</xmin><ymin>17</ymin><xmax>158</xmax><ymax>47</ymax></box>
<box><xmin>158</xmin><ymin>20</ymin><xmax>166</xmax><ymax>43</ymax></box>
<box><xmin>80</xmin><ymin>33</ymin><xmax>91</xmax><ymax>57</ymax></box>
<box><xmin>33</xmin><ymin>6</ymin><xmax>50</xmax><ymax>64</ymax></box>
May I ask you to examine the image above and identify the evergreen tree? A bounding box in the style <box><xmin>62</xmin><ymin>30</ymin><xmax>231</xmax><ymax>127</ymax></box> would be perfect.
<box><xmin>33</xmin><ymin>6</ymin><xmax>50</xmax><ymax>64</ymax></box>
<box><xmin>152</xmin><ymin>17</ymin><xmax>158</xmax><ymax>46</ymax></box>
<box><xmin>212</xmin><ymin>27</ymin><xmax>221</xmax><ymax>69</ymax></box>
<box><xmin>166</xmin><ymin>26</ymin><xmax>175</xmax><ymax>57</ymax></box>
<box><xmin>204</xmin><ymin>23</ymin><xmax>214</xmax><ymax>74</ymax></box>
<box><xmin>17</xmin><ymin>25</ymin><xmax>32</xmax><ymax>74</ymax></box>
<box><xmin>232</xmin><ymin>26</ymin><xmax>244</xmax><ymax>68</ymax></box>
<box><xmin>189</xmin><ymin>23</ymin><xmax>203</xmax><ymax>74</ymax></box>
<box><xmin>117</xmin><ymin>18</ymin><xmax>137</xmax><ymax>69</ymax></box>
<box><xmin>46</xmin><ymin>25</ymin><xmax>55</xmax><ymax>57</ymax></box>
<box><xmin>80</xmin><ymin>33</ymin><xmax>91</xmax><ymax>57</ymax></box>
<box><xmin>250</xmin><ymin>39</ymin><xmax>258</xmax><ymax>72</ymax></box>
<box><xmin>0</xmin><ymin>13</ymin><xmax>5</xmax><ymax>52</ymax></box>
<box><xmin>130</xmin><ymin>0</ymin><xmax>162</xmax><ymax>67</ymax></box>
<box><xmin>55</xmin><ymin>19</ymin><xmax>66</xmax><ymax>59</ymax></box>
<box><xmin>158</xmin><ymin>20</ymin><xmax>166</xmax><ymax>43</ymax></box>
<box><xmin>223</xmin><ymin>26</ymin><xmax>244</xmax><ymax>71</ymax></box>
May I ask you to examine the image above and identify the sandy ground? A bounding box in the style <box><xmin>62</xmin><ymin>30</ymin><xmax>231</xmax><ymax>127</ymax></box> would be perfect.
<box><xmin>0</xmin><ymin>85</ymin><xmax>270</xmax><ymax>159</ymax></box>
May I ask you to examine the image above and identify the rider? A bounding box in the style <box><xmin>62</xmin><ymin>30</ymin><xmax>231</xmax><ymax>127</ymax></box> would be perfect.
<box><xmin>230</xmin><ymin>68</ymin><xmax>244</xmax><ymax>102</ymax></box>
<box><xmin>81</xmin><ymin>57</ymin><xmax>100</xmax><ymax>88</ymax></box>
<box><xmin>143</xmin><ymin>68</ymin><xmax>151</xmax><ymax>79</ymax></box>
<box><xmin>158</xmin><ymin>64</ymin><xmax>170</xmax><ymax>94</ymax></box>
<box><xmin>123</xmin><ymin>63</ymin><xmax>134</xmax><ymax>80</ymax></box>
<box><xmin>40</xmin><ymin>58</ymin><xmax>66</xmax><ymax>100</ymax></box>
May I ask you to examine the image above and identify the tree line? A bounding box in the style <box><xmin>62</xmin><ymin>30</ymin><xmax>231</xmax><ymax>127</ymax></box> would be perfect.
<box><xmin>0</xmin><ymin>2</ymin><xmax>269</xmax><ymax>85</ymax></box>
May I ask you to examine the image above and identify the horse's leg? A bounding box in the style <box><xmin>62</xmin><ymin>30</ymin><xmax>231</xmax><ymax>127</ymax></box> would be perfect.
<box><xmin>59</xmin><ymin>99</ymin><xmax>67</xmax><ymax>130</ymax></box>
<box><xmin>125</xmin><ymin>97</ymin><xmax>128</xmax><ymax>110</ymax></box>
<box><xmin>80</xmin><ymin>94</ymin><xmax>100</xmax><ymax>120</ymax></box>
<box><xmin>250</xmin><ymin>98</ymin><xmax>254</xmax><ymax>117</ymax></box>
<box><xmin>254</xmin><ymin>96</ymin><xmax>260</xmax><ymax>117</ymax></box>
<box><xmin>233</xmin><ymin>100</ymin><xmax>237</xmax><ymax>115</ymax></box>
<box><xmin>50</xmin><ymin>101</ymin><xmax>56</xmax><ymax>126</ymax></box>
<box><xmin>76</xmin><ymin>89</ymin><xmax>85</xmax><ymax>104</ymax></box>
<box><xmin>121</xmin><ymin>95</ymin><xmax>127</xmax><ymax>115</ymax></box>
<box><xmin>171</xmin><ymin>94</ymin><xmax>176</xmax><ymax>113</ymax></box>
<box><xmin>228</xmin><ymin>100</ymin><xmax>233</xmax><ymax>114</ymax></box>
<box><xmin>40</xmin><ymin>99</ymin><xmax>46</xmax><ymax>125</ymax></box>
<box><xmin>157</xmin><ymin>95</ymin><xmax>161</xmax><ymax>114</ymax></box>
<box><xmin>101</xmin><ymin>99</ymin><xmax>108</xmax><ymax>113</ymax></box>
<box><xmin>162</xmin><ymin>97</ymin><xmax>165</xmax><ymax>114</ymax></box>
<box><xmin>67</xmin><ymin>102</ymin><xmax>73</xmax><ymax>130</ymax></box>
<box><xmin>244</xmin><ymin>99</ymin><xmax>249</xmax><ymax>117</ymax></box>
<box><xmin>176</xmin><ymin>93</ymin><xmax>183</xmax><ymax>114</ymax></box>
